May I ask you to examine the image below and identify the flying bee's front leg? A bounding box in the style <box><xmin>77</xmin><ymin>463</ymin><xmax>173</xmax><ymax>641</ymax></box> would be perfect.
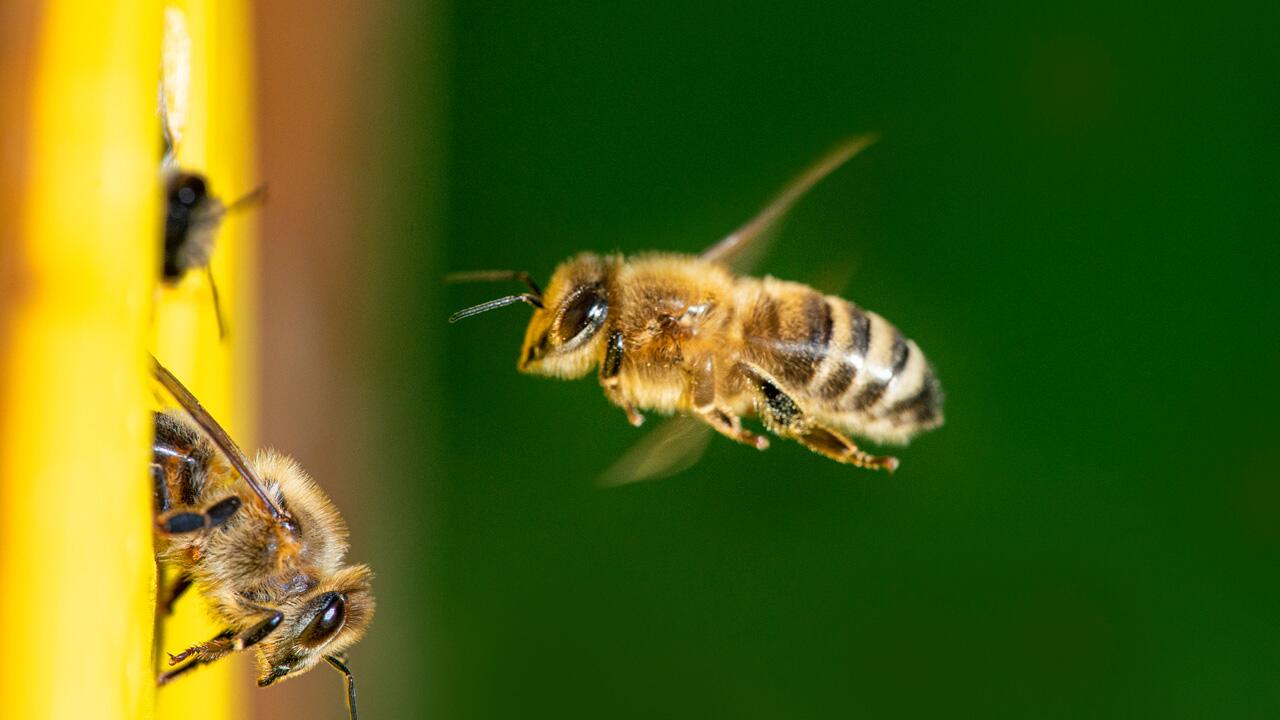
<box><xmin>600</xmin><ymin>330</ymin><xmax>645</xmax><ymax>427</ymax></box>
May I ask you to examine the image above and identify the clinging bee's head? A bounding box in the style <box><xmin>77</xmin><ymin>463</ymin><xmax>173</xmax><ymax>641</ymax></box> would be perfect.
<box><xmin>162</xmin><ymin>173</ymin><xmax>265</xmax><ymax>282</ymax></box>
<box><xmin>448</xmin><ymin>254</ymin><xmax>618</xmax><ymax>379</ymax></box>
<box><xmin>256</xmin><ymin>564</ymin><xmax>375</xmax><ymax>688</ymax></box>
<box><xmin>164</xmin><ymin>171</ymin><xmax>221</xmax><ymax>281</ymax></box>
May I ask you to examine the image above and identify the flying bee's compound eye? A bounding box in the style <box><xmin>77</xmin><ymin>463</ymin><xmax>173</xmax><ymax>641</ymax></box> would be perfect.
<box><xmin>555</xmin><ymin>284</ymin><xmax>607</xmax><ymax>348</ymax></box>
<box><xmin>299</xmin><ymin>592</ymin><xmax>347</xmax><ymax>648</ymax></box>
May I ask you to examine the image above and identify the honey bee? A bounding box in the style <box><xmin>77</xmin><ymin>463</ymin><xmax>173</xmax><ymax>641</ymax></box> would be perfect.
<box><xmin>159</xmin><ymin>6</ymin><xmax>262</xmax><ymax>339</ymax></box>
<box><xmin>449</xmin><ymin>136</ymin><xmax>942</xmax><ymax>475</ymax></box>
<box><xmin>151</xmin><ymin>357</ymin><xmax>373</xmax><ymax>720</ymax></box>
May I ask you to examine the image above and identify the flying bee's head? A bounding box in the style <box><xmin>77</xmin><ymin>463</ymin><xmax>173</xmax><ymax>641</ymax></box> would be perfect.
<box><xmin>448</xmin><ymin>254</ymin><xmax>617</xmax><ymax>379</ymax></box>
<box><xmin>255</xmin><ymin>564</ymin><xmax>375</xmax><ymax>690</ymax></box>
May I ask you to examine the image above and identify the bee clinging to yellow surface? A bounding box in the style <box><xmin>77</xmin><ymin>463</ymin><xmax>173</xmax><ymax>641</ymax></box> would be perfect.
<box><xmin>450</xmin><ymin>136</ymin><xmax>943</xmax><ymax>474</ymax></box>
<box><xmin>159</xmin><ymin>6</ymin><xmax>262</xmax><ymax>339</ymax></box>
<box><xmin>151</xmin><ymin>358</ymin><xmax>373</xmax><ymax>720</ymax></box>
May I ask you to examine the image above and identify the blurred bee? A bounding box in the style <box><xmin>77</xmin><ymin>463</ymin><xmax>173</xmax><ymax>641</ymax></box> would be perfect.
<box><xmin>160</xmin><ymin>6</ymin><xmax>262</xmax><ymax>339</ymax></box>
<box><xmin>449</xmin><ymin>136</ymin><xmax>942</xmax><ymax>478</ymax></box>
<box><xmin>151</xmin><ymin>357</ymin><xmax>373</xmax><ymax>720</ymax></box>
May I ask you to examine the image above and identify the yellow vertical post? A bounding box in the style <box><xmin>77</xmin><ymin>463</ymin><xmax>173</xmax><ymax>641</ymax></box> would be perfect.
<box><xmin>0</xmin><ymin>2</ymin><xmax>160</xmax><ymax>720</ymax></box>
<box><xmin>153</xmin><ymin>1</ymin><xmax>258</xmax><ymax>720</ymax></box>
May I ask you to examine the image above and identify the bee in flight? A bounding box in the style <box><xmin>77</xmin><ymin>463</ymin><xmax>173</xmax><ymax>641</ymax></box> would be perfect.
<box><xmin>159</xmin><ymin>6</ymin><xmax>262</xmax><ymax>339</ymax></box>
<box><xmin>151</xmin><ymin>357</ymin><xmax>373</xmax><ymax>720</ymax></box>
<box><xmin>449</xmin><ymin>136</ymin><xmax>942</xmax><ymax>478</ymax></box>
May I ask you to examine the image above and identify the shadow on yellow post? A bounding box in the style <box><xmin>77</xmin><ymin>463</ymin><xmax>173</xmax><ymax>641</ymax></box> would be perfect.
<box><xmin>0</xmin><ymin>1</ymin><xmax>257</xmax><ymax>718</ymax></box>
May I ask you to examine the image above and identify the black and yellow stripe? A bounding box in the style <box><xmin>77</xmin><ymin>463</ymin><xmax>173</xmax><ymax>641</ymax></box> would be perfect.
<box><xmin>740</xmin><ymin>281</ymin><xmax>942</xmax><ymax>436</ymax></box>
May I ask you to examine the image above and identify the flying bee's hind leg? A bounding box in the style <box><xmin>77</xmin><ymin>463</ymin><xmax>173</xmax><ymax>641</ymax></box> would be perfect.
<box><xmin>789</xmin><ymin>422</ymin><xmax>899</xmax><ymax>472</ymax></box>
<box><xmin>739</xmin><ymin>364</ymin><xmax>899</xmax><ymax>472</ymax></box>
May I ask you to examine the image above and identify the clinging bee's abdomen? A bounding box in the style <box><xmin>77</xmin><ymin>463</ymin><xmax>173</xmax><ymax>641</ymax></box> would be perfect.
<box><xmin>735</xmin><ymin>278</ymin><xmax>943</xmax><ymax>444</ymax></box>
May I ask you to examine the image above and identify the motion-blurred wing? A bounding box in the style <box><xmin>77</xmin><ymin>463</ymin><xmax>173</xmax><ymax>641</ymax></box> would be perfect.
<box><xmin>699</xmin><ymin>134</ymin><xmax>879</xmax><ymax>272</ymax></box>
<box><xmin>598</xmin><ymin>416</ymin><xmax>714</xmax><ymax>487</ymax></box>
<box><xmin>161</xmin><ymin>6</ymin><xmax>192</xmax><ymax>164</ymax></box>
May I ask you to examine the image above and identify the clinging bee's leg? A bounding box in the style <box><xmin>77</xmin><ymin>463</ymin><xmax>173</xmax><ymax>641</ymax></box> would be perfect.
<box><xmin>687</xmin><ymin>354</ymin><xmax>768</xmax><ymax>450</ymax></box>
<box><xmin>741</xmin><ymin>364</ymin><xmax>898</xmax><ymax>472</ymax></box>
<box><xmin>159</xmin><ymin>611</ymin><xmax>284</xmax><ymax>685</ymax></box>
<box><xmin>155</xmin><ymin>495</ymin><xmax>242</xmax><ymax>536</ymax></box>
<box><xmin>600</xmin><ymin>330</ymin><xmax>645</xmax><ymax>427</ymax></box>
<box><xmin>159</xmin><ymin>572</ymin><xmax>193</xmax><ymax>615</ymax></box>
<box><xmin>157</xmin><ymin>629</ymin><xmax>234</xmax><ymax>686</ymax></box>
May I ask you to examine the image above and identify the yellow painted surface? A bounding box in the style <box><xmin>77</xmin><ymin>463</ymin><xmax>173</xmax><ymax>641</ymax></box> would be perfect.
<box><xmin>0</xmin><ymin>2</ymin><xmax>160</xmax><ymax>719</ymax></box>
<box><xmin>0</xmin><ymin>1</ymin><xmax>258</xmax><ymax>718</ymax></box>
<box><xmin>153</xmin><ymin>1</ymin><xmax>259</xmax><ymax>720</ymax></box>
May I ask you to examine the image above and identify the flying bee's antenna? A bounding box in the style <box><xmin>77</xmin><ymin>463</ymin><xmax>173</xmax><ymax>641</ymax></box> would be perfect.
<box><xmin>448</xmin><ymin>293</ymin><xmax>543</xmax><ymax>323</ymax></box>
<box><xmin>446</xmin><ymin>270</ymin><xmax>543</xmax><ymax>300</ymax></box>
<box><xmin>446</xmin><ymin>269</ymin><xmax>546</xmax><ymax>323</ymax></box>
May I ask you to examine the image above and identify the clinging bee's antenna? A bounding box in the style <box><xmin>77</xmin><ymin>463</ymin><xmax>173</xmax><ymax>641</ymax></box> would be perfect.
<box><xmin>151</xmin><ymin>355</ymin><xmax>288</xmax><ymax>520</ymax></box>
<box><xmin>446</xmin><ymin>270</ymin><xmax>543</xmax><ymax>300</ymax></box>
<box><xmin>325</xmin><ymin>655</ymin><xmax>359</xmax><ymax>720</ymax></box>
<box><xmin>448</xmin><ymin>293</ymin><xmax>543</xmax><ymax>323</ymax></box>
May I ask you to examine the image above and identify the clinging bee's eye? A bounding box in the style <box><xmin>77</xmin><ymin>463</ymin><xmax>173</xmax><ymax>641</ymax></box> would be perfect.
<box><xmin>299</xmin><ymin>592</ymin><xmax>346</xmax><ymax>648</ymax></box>
<box><xmin>555</xmin><ymin>285</ymin><xmax>607</xmax><ymax>346</ymax></box>
<box><xmin>171</xmin><ymin>174</ymin><xmax>208</xmax><ymax>208</ymax></box>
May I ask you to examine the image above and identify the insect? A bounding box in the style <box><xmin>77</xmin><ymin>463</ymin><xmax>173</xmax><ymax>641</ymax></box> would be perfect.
<box><xmin>151</xmin><ymin>356</ymin><xmax>373</xmax><ymax>720</ymax></box>
<box><xmin>449</xmin><ymin>136</ymin><xmax>943</xmax><ymax>476</ymax></box>
<box><xmin>159</xmin><ymin>6</ymin><xmax>261</xmax><ymax>339</ymax></box>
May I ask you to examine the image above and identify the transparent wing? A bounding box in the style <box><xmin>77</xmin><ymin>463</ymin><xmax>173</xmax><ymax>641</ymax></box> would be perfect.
<box><xmin>151</xmin><ymin>356</ymin><xmax>288</xmax><ymax>520</ymax></box>
<box><xmin>699</xmin><ymin>134</ymin><xmax>879</xmax><ymax>272</ymax></box>
<box><xmin>598</xmin><ymin>416</ymin><xmax>714</xmax><ymax>487</ymax></box>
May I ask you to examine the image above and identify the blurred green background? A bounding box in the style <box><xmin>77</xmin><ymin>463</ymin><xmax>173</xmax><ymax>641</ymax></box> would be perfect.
<box><xmin>259</xmin><ymin>1</ymin><xmax>1276</xmax><ymax>718</ymax></box>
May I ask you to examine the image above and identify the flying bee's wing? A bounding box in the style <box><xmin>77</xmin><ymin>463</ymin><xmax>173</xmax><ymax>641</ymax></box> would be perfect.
<box><xmin>160</xmin><ymin>6</ymin><xmax>191</xmax><ymax>166</ymax></box>
<box><xmin>598</xmin><ymin>416</ymin><xmax>714</xmax><ymax>487</ymax></box>
<box><xmin>151</xmin><ymin>356</ymin><xmax>288</xmax><ymax>520</ymax></box>
<box><xmin>699</xmin><ymin>134</ymin><xmax>879</xmax><ymax>272</ymax></box>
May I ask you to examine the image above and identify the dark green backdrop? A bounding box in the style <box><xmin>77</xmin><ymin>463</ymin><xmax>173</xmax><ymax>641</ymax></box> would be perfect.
<box><xmin>362</xmin><ymin>2</ymin><xmax>1276</xmax><ymax>717</ymax></box>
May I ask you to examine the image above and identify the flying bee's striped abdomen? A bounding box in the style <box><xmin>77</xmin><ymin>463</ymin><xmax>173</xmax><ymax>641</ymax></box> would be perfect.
<box><xmin>736</xmin><ymin>278</ymin><xmax>943</xmax><ymax>443</ymax></box>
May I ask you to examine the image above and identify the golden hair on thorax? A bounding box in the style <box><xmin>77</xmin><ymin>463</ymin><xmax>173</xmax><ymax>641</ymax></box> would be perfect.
<box><xmin>151</xmin><ymin>358</ymin><xmax>372</xmax><ymax>720</ymax></box>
